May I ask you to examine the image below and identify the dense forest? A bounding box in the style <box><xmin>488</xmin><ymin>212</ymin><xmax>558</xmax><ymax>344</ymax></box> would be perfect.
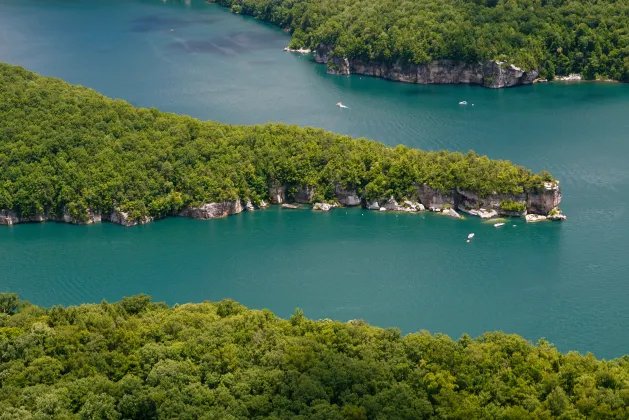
<box><xmin>215</xmin><ymin>0</ymin><xmax>629</xmax><ymax>81</ymax></box>
<box><xmin>0</xmin><ymin>63</ymin><xmax>552</xmax><ymax>223</ymax></box>
<box><xmin>1</xmin><ymin>293</ymin><xmax>628</xmax><ymax>418</ymax></box>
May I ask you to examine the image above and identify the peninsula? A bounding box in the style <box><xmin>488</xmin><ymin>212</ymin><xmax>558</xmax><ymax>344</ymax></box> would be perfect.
<box><xmin>0</xmin><ymin>63</ymin><xmax>564</xmax><ymax>227</ymax></box>
<box><xmin>214</xmin><ymin>0</ymin><xmax>629</xmax><ymax>87</ymax></box>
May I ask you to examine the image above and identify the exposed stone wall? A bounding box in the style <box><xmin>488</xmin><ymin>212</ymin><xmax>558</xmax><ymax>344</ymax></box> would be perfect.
<box><xmin>316</xmin><ymin>44</ymin><xmax>539</xmax><ymax>88</ymax></box>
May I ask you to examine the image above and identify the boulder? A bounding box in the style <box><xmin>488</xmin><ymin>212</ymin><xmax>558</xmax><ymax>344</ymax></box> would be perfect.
<box><xmin>442</xmin><ymin>208</ymin><xmax>461</xmax><ymax>219</ymax></box>
<box><xmin>313</xmin><ymin>202</ymin><xmax>333</xmax><ymax>211</ymax></box>
<box><xmin>365</xmin><ymin>200</ymin><xmax>380</xmax><ymax>210</ymax></box>
<box><xmin>281</xmin><ymin>203</ymin><xmax>299</xmax><ymax>209</ymax></box>
<box><xmin>548</xmin><ymin>207</ymin><xmax>567</xmax><ymax>221</ymax></box>
<box><xmin>525</xmin><ymin>214</ymin><xmax>548</xmax><ymax>223</ymax></box>
<box><xmin>458</xmin><ymin>207</ymin><xmax>498</xmax><ymax>219</ymax></box>
<box><xmin>245</xmin><ymin>200</ymin><xmax>255</xmax><ymax>211</ymax></box>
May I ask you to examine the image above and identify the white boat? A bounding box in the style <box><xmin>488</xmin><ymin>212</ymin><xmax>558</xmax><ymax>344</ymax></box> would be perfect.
<box><xmin>467</xmin><ymin>233</ymin><xmax>474</xmax><ymax>239</ymax></box>
<box><xmin>336</xmin><ymin>102</ymin><xmax>348</xmax><ymax>108</ymax></box>
<box><xmin>494</xmin><ymin>223</ymin><xmax>505</xmax><ymax>227</ymax></box>
<box><xmin>458</xmin><ymin>101</ymin><xmax>468</xmax><ymax>105</ymax></box>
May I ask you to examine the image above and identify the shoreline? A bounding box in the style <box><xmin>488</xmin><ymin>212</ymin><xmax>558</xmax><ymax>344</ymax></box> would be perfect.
<box><xmin>283</xmin><ymin>48</ymin><xmax>621</xmax><ymax>88</ymax></box>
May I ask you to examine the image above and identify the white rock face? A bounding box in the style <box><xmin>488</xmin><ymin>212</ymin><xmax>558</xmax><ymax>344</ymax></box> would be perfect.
<box><xmin>526</xmin><ymin>214</ymin><xmax>548</xmax><ymax>223</ymax></box>
<box><xmin>459</xmin><ymin>207</ymin><xmax>498</xmax><ymax>219</ymax></box>
<box><xmin>313</xmin><ymin>202</ymin><xmax>335</xmax><ymax>211</ymax></box>
<box><xmin>442</xmin><ymin>208</ymin><xmax>461</xmax><ymax>219</ymax></box>
<box><xmin>0</xmin><ymin>210</ymin><xmax>20</xmax><ymax>226</ymax></box>
<box><xmin>259</xmin><ymin>200</ymin><xmax>268</xmax><ymax>208</ymax></box>
<box><xmin>334</xmin><ymin>185</ymin><xmax>361</xmax><ymax>206</ymax></box>
<box><xmin>245</xmin><ymin>200</ymin><xmax>255</xmax><ymax>211</ymax></box>
<box><xmin>555</xmin><ymin>74</ymin><xmax>582</xmax><ymax>81</ymax></box>
<box><xmin>365</xmin><ymin>200</ymin><xmax>380</xmax><ymax>210</ymax></box>
<box><xmin>178</xmin><ymin>201</ymin><xmax>243</xmax><ymax>220</ymax></box>
<box><xmin>269</xmin><ymin>183</ymin><xmax>286</xmax><ymax>204</ymax></box>
<box><xmin>316</xmin><ymin>44</ymin><xmax>538</xmax><ymax>88</ymax></box>
<box><xmin>107</xmin><ymin>209</ymin><xmax>153</xmax><ymax>227</ymax></box>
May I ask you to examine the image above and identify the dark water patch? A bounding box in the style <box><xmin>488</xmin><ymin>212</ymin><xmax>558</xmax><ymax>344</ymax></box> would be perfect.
<box><xmin>169</xmin><ymin>39</ymin><xmax>241</xmax><ymax>55</ymax></box>
<box><xmin>169</xmin><ymin>30</ymin><xmax>283</xmax><ymax>55</ymax></box>
<box><xmin>129</xmin><ymin>14</ymin><xmax>220</xmax><ymax>32</ymax></box>
<box><xmin>248</xmin><ymin>59</ymin><xmax>275</xmax><ymax>65</ymax></box>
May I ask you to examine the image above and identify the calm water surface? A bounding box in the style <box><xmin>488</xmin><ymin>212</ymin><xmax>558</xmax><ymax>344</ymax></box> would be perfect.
<box><xmin>1</xmin><ymin>0</ymin><xmax>629</xmax><ymax>358</ymax></box>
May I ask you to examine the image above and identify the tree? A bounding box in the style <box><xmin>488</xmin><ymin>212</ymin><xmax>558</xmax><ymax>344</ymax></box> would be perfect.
<box><xmin>0</xmin><ymin>292</ymin><xmax>19</xmax><ymax>314</ymax></box>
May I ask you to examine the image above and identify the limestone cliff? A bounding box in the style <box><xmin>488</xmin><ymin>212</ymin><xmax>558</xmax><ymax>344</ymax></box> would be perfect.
<box><xmin>178</xmin><ymin>201</ymin><xmax>243</xmax><ymax>220</ymax></box>
<box><xmin>315</xmin><ymin>44</ymin><xmax>538</xmax><ymax>88</ymax></box>
<box><xmin>0</xmin><ymin>181</ymin><xmax>564</xmax><ymax>227</ymax></box>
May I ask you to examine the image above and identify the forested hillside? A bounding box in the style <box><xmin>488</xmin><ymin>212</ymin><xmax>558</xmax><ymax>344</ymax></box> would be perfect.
<box><xmin>0</xmin><ymin>63</ymin><xmax>551</xmax><ymax>223</ymax></box>
<box><xmin>216</xmin><ymin>0</ymin><xmax>629</xmax><ymax>81</ymax></box>
<box><xmin>0</xmin><ymin>293</ymin><xmax>628</xmax><ymax>418</ymax></box>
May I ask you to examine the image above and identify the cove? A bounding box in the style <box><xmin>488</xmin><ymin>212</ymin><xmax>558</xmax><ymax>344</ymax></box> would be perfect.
<box><xmin>1</xmin><ymin>0</ymin><xmax>629</xmax><ymax>358</ymax></box>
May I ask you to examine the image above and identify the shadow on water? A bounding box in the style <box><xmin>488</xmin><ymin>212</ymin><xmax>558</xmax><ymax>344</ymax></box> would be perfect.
<box><xmin>168</xmin><ymin>30</ymin><xmax>284</xmax><ymax>55</ymax></box>
<box><xmin>129</xmin><ymin>13</ymin><xmax>220</xmax><ymax>32</ymax></box>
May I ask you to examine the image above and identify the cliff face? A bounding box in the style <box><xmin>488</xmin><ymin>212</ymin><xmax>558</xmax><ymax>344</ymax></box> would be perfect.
<box><xmin>0</xmin><ymin>181</ymin><xmax>563</xmax><ymax>227</ymax></box>
<box><xmin>315</xmin><ymin>45</ymin><xmax>538</xmax><ymax>88</ymax></box>
<box><xmin>179</xmin><ymin>201</ymin><xmax>243</xmax><ymax>220</ymax></box>
<box><xmin>0</xmin><ymin>209</ymin><xmax>103</xmax><ymax>226</ymax></box>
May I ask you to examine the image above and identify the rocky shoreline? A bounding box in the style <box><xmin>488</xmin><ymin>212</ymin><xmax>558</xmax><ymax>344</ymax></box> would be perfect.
<box><xmin>0</xmin><ymin>181</ymin><xmax>566</xmax><ymax>227</ymax></box>
<box><xmin>312</xmin><ymin>44</ymin><xmax>538</xmax><ymax>88</ymax></box>
<box><xmin>284</xmin><ymin>44</ymin><xmax>618</xmax><ymax>88</ymax></box>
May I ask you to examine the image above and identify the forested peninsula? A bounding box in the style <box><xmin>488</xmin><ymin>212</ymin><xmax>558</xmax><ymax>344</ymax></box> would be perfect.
<box><xmin>0</xmin><ymin>63</ymin><xmax>563</xmax><ymax>227</ymax></box>
<box><xmin>214</xmin><ymin>0</ymin><xmax>629</xmax><ymax>87</ymax></box>
<box><xmin>1</xmin><ymin>293</ymin><xmax>629</xmax><ymax>418</ymax></box>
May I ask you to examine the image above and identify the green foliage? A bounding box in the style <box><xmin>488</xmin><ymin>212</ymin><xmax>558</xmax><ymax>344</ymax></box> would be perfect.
<box><xmin>216</xmin><ymin>0</ymin><xmax>629</xmax><ymax>81</ymax></box>
<box><xmin>0</xmin><ymin>64</ymin><xmax>551</xmax><ymax>222</ymax></box>
<box><xmin>0</xmin><ymin>292</ymin><xmax>20</xmax><ymax>314</ymax></box>
<box><xmin>1</xmin><ymin>295</ymin><xmax>629</xmax><ymax>418</ymax></box>
<box><xmin>500</xmin><ymin>199</ymin><xmax>526</xmax><ymax>213</ymax></box>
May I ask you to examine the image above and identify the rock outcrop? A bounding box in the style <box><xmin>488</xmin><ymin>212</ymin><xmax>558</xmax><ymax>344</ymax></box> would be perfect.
<box><xmin>269</xmin><ymin>183</ymin><xmax>286</xmax><ymax>204</ymax></box>
<box><xmin>413</xmin><ymin>183</ymin><xmax>455</xmax><ymax>210</ymax></box>
<box><xmin>0</xmin><ymin>181</ymin><xmax>566</xmax><ymax>227</ymax></box>
<box><xmin>456</xmin><ymin>188</ymin><xmax>527</xmax><ymax>217</ymax></box>
<box><xmin>0</xmin><ymin>209</ymin><xmax>103</xmax><ymax>226</ymax></box>
<box><xmin>315</xmin><ymin>44</ymin><xmax>539</xmax><ymax>88</ymax></box>
<box><xmin>334</xmin><ymin>185</ymin><xmax>361</xmax><ymax>206</ymax></box>
<box><xmin>294</xmin><ymin>185</ymin><xmax>315</xmax><ymax>204</ymax></box>
<box><xmin>442</xmin><ymin>208</ymin><xmax>461</xmax><ymax>219</ymax></box>
<box><xmin>458</xmin><ymin>207</ymin><xmax>499</xmax><ymax>219</ymax></box>
<box><xmin>0</xmin><ymin>210</ymin><xmax>20</xmax><ymax>226</ymax></box>
<box><xmin>526</xmin><ymin>214</ymin><xmax>548</xmax><ymax>223</ymax></box>
<box><xmin>178</xmin><ymin>201</ymin><xmax>243</xmax><ymax>220</ymax></box>
<box><xmin>527</xmin><ymin>182</ymin><xmax>562</xmax><ymax>215</ymax></box>
<box><xmin>281</xmin><ymin>203</ymin><xmax>299</xmax><ymax>209</ymax></box>
<box><xmin>313</xmin><ymin>202</ymin><xmax>337</xmax><ymax>211</ymax></box>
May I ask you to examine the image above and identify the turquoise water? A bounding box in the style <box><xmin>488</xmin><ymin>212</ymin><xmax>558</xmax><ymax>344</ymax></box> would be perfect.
<box><xmin>1</xmin><ymin>0</ymin><xmax>629</xmax><ymax>358</ymax></box>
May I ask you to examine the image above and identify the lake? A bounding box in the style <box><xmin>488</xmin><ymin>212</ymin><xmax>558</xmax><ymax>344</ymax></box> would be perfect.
<box><xmin>1</xmin><ymin>0</ymin><xmax>629</xmax><ymax>358</ymax></box>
